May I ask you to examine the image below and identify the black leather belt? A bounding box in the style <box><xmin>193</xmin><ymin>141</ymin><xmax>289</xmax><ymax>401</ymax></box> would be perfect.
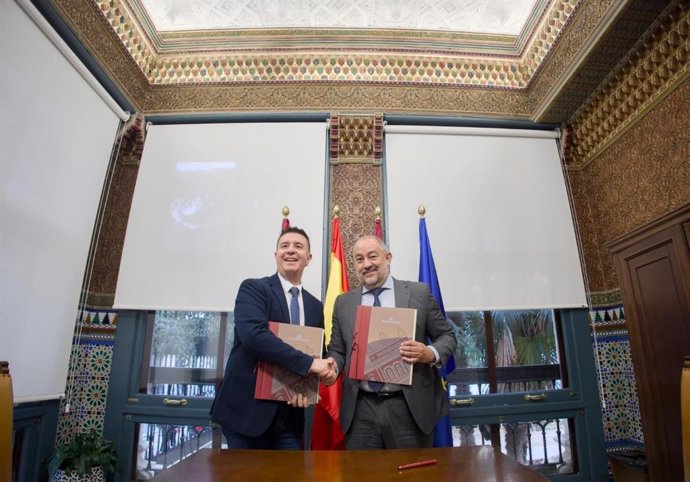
<box><xmin>361</xmin><ymin>390</ymin><xmax>402</xmax><ymax>399</ymax></box>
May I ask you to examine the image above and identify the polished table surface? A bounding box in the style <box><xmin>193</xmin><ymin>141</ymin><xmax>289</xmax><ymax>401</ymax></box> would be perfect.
<box><xmin>153</xmin><ymin>447</ymin><xmax>548</xmax><ymax>481</ymax></box>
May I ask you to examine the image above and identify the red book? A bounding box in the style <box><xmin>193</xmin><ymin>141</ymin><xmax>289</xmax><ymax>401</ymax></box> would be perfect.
<box><xmin>255</xmin><ymin>322</ymin><xmax>324</xmax><ymax>404</ymax></box>
<box><xmin>349</xmin><ymin>306</ymin><xmax>417</xmax><ymax>385</ymax></box>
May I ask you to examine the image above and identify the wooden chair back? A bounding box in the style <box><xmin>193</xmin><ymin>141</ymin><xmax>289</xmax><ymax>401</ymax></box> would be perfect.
<box><xmin>0</xmin><ymin>361</ymin><xmax>13</xmax><ymax>482</ymax></box>
<box><xmin>682</xmin><ymin>356</ymin><xmax>690</xmax><ymax>482</ymax></box>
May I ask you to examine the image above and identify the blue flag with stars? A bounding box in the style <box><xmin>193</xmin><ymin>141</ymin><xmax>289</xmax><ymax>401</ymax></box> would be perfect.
<box><xmin>419</xmin><ymin>216</ymin><xmax>456</xmax><ymax>447</ymax></box>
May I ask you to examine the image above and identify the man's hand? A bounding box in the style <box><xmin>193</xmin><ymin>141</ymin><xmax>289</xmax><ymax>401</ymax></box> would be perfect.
<box><xmin>320</xmin><ymin>357</ymin><xmax>338</xmax><ymax>386</ymax></box>
<box><xmin>309</xmin><ymin>357</ymin><xmax>338</xmax><ymax>386</ymax></box>
<box><xmin>287</xmin><ymin>393</ymin><xmax>310</xmax><ymax>408</ymax></box>
<box><xmin>400</xmin><ymin>340</ymin><xmax>435</xmax><ymax>365</ymax></box>
<box><xmin>287</xmin><ymin>358</ymin><xmax>338</xmax><ymax>408</ymax></box>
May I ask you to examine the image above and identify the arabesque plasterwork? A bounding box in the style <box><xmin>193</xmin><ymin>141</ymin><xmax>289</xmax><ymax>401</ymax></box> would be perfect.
<box><xmin>570</xmin><ymin>1</ymin><xmax>690</xmax><ymax>168</ymax></box>
<box><xmin>568</xmin><ymin>75</ymin><xmax>690</xmax><ymax>292</ymax></box>
<box><xmin>48</xmin><ymin>0</ymin><xmax>593</xmax><ymax>119</ymax></box>
<box><xmin>93</xmin><ymin>0</ymin><xmax>577</xmax><ymax>89</ymax></box>
<box><xmin>43</xmin><ymin>0</ymin><xmax>686</xmax><ymax>165</ymax></box>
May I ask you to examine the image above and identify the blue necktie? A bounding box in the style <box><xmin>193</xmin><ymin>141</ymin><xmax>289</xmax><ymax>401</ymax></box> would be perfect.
<box><xmin>289</xmin><ymin>286</ymin><xmax>300</xmax><ymax>325</ymax></box>
<box><xmin>371</xmin><ymin>287</ymin><xmax>386</xmax><ymax>307</ymax></box>
<box><xmin>368</xmin><ymin>287</ymin><xmax>387</xmax><ymax>392</ymax></box>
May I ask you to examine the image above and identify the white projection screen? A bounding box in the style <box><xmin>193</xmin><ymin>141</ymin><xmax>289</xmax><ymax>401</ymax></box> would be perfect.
<box><xmin>114</xmin><ymin>122</ymin><xmax>327</xmax><ymax>312</ymax></box>
<box><xmin>385</xmin><ymin>125</ymin><xmax>587</xmax><ymax>311</ymax></box>
<box><xmin>0</xmin><ymin>2</ymin><xmax>121</xmax><ymax>402</ymax></box>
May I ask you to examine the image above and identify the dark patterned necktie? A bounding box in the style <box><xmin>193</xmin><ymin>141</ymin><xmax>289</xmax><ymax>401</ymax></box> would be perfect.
<box><xmin>289</xmin><ymin>286</ymin><xmax>300</xmax><ymax>325</ymax></box>
<box><xmin>368</xmin><ymin>287</ymin><xmax>387</xmax><ymax>392</ymax></box>
<box><xmin>371</xmin><ymin>287</ymin><xmax>386</xmax><ymax>307</ymax></box>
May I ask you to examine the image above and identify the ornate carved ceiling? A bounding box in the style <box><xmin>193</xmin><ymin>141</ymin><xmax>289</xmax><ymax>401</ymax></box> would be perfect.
<box><xmin>43</xmin><ymin>0</ymin><xmax>679</xmax><ymax>139</ymax></box>
<box><xmin>93</xmin><ymin>0</ymin><xmax>570</xmax><ymax>89</ymax></box>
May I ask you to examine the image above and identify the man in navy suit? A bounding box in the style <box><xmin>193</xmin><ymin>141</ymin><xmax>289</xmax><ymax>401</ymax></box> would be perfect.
<box><xmin>211</xmin><ymin>227</ymin><xmax>335</xmax><ymax>449</ymax></box>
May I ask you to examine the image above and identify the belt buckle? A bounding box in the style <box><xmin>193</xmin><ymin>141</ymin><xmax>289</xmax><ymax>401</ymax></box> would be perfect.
<box><xmin>377</xmin><ymin>391</ymin><xmax>398</xmax><ymax>399</ymax></box>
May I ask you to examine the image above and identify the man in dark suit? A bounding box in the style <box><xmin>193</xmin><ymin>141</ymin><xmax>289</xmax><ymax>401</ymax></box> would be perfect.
<box><xmin>327</xmin><ymin>235</ymin><xmax>457</xmax><ymax>449</ymax></box>
<box><xmin>211</xmin><ymin>227</ymin><xmax>335</xmax><ymax>449</ymax></box>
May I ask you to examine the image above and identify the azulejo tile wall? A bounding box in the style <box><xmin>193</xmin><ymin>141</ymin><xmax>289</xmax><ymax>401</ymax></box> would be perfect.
<box><xmin>55</xmin><ymin>308</ymin><xmax>118</xmax><ymax>445</ymax></box>
<box><xmin>589</xmin><ymin>299</ymin><xmax>644</xmax><ymax>452</ymax></box>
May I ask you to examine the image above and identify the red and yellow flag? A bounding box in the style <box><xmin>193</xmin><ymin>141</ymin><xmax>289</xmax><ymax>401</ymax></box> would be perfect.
<box><xmin>311</xmin><ymin>215</ymin><xmax>348</xmax><ymax>449</ymax></box>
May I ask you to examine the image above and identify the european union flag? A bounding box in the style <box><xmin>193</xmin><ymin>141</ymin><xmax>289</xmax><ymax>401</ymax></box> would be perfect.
<box><xmin>419</xmin><ymin>216</ymin><xmax>456</xmax><ymax>447</ymax></box>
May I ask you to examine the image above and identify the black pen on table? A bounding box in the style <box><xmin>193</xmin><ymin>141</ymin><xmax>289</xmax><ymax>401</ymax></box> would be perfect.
<box><xmin>397</xmin><ymin>458</ymin><xmax>437</xmax><ymax>471</ymax></box>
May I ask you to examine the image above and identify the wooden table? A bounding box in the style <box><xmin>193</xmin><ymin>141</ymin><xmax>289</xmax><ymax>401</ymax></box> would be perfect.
<box><xmin>154</xmin><ymin>447</ymin><xmax>548</xmax><ymax>481</ymax></box>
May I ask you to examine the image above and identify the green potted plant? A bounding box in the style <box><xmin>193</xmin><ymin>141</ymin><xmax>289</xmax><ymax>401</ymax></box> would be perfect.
<box><xmin>48</xmin><ymin>431</ymin><xmax>118</xmax><ymax>482</ymax></box>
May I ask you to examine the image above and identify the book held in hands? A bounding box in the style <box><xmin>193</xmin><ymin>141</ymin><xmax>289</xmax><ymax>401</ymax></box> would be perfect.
<box><xmin>349</xmin><ymin>306</ymin><xmax>417</xmax><ymax>385</ymax></box>
<box><xmin>254</xmin><ymin>321</ymin><xmax>324</xmax><ymax>404</ymax></box>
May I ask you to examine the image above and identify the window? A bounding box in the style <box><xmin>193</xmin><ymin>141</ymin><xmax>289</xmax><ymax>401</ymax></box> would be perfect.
<box><xmin>449</xmin><ymin>309</ymin><xmax>565</xmax><ymax>398</ymax></box>
<box><xmin>139</xmin><ymin>311</ymin><xmax>233</xmax><ymax>399</ymax></box>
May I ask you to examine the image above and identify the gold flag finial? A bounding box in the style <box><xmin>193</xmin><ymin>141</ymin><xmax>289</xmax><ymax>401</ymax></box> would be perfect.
<box><xmin>282</xmin><ymin>206</ymin><xmax>290</xmax><ymax>218</ymax></box>
<box><xmin>418</xmin><ymin>205</ymin><xmax>426</xmax><ymax>217</ymax></box>
<box><xmin>375</xmin><ymin>206</ymin><xmax>381</xmax><ymax>219</ymax></box>
<box><xmin>333</xmin><ymin>205</ymin><xmax>340</xmax><ymax>217</ymax></box>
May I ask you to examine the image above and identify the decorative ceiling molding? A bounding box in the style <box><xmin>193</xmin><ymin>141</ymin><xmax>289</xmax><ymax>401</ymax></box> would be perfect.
<box><xmin>43</xmin><ymin>0</ymin><xmax>676</xmax><ymax>150</ymax></box>
<box><xmin>531</xmin><ymin>0</ymin><xmax>630</xmax><ymax>120</ymax></box>
<box><xmin>534</xmin><ymin>0</ymin><xmax>672</xmax><ymax>124</ymax></box>
<box><xmin>91</xmin><ymin>0</ymin><xmax>578</xmax><ymax>89</ymax></box>
<box><xmin>329</xmin><ymin>114</ymin><xmax>383</xmax><ymax>165</ymax></box>
<box><xmin>569</xmin><ymin>1</ymin><xmax>690</xmax><ymax>168</ymax></box>
<box><xmin>138</xmin><ymin>83</ymin><xmax>532</xmax><ymax>117</ymax></box>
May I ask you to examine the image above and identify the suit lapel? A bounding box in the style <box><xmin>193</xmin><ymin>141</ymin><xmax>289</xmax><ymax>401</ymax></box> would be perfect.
<box><xmin>393</xmin><ymin>278</ymin><xmax>411</xmax><ymax>308</ymax></box>
<box><xmin>353</xmin><ymin>287</ymin><xmax>363</xmax><ymax>306</ymax></box>
<box><xmin>302</xmin><ymin>290</ymin><xmax>319</xmax><ymax>327</ymax></box>
<box><xmin>342</xmin><ymin>288</ymin><xmax>363</xmax><ymax>331</ymax></box>
<box><xmin>269</xmin><ymin>274</ymin><xmax>290</xmax><ymax>323</ymax></box>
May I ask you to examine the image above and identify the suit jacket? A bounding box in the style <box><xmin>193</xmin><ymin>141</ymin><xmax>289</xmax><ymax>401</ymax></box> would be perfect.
<box><xmin>327</xmin><ymin>278</ymin><xmax>457</xmax><ymax>435</ymax></box>
<box><xmin>210</xmin><ymin>273</ymin><xmax>324</xmax><ymax>437</ymax></box>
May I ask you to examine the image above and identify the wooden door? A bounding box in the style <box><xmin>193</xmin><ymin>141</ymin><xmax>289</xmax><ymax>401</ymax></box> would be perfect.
<box><xmin>609</xmin><ymin>204</ymin><xmax>690</xmax><ymax>482</ymax></box>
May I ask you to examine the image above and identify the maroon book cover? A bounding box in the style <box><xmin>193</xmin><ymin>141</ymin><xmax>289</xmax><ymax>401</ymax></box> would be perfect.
<box><xmin>255</xmin><ymin>321</ymin><xmax>324</xmax><ymax>404</ymax></box>
<box><xmin>348</xmin><ymin>306</ymin><xmax>417</xmax><ymax>385</ymax></box>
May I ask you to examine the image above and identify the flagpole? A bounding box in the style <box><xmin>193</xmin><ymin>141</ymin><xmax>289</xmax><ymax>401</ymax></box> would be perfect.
<box><xmin>418</xmin><ymin>205</ymin><xmax>455</xmax><ymax>447</ymax></box>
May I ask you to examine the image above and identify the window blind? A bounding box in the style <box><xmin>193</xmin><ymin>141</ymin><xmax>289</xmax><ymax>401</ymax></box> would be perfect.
<box><xmin>385</xmin><ymin>125</ymin><xmax>587</xmax><ymax>311</ymax></box>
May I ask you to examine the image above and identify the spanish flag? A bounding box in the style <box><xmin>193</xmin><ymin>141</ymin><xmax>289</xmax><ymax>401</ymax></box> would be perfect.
<box><xmin>310</xmin><ymin>215</ymin><xmax>348</xmax><ymax>449</ymax></box>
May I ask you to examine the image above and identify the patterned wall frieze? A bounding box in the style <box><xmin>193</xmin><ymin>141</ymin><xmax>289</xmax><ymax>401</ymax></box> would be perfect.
<box><xmin>137</xmin><ymin>83</ymin><xmax>531</xmax><ymax>117</ymax></box>
<box><xmin>146</xmin><ymin>54</ymin><xmax>530</xmax><ymax>89</ymax></box>
<box><xmin>46</xmin><ymin>0</ymin><xmax>676</xmax><ymax>120</ymax></box>
<box><xmin>589</xmin><ymin>289</ymin><xmax>623</xmax><ymax>307</ymax></box>
<box><xmin>538</xmin><ymin>0</ymin><xmax>672</xmax><ymax>123</ymax></box>
<box><xmin>85</xmin><ymin>0</ymin><xmax>578</xmax><ymax>90</ymax></box>
<box><xmin>93</xmin><ymin>0</ymin><xmax>158</xmax><ymax>82</ymax></box>
<box><xmin>569</xmin><ymin>0</ymin><xmax>690</xmax><ymax>168</ymax></box>
<box><xmin>330</xmin><ymin>114</ymin><xmax>383</xmax><ymax>164</ymax></box>
<box><xmin>51</xmin><ymin>0</ymin><xmax>151</xmax><ymax>112</ymax></box>
<box><xmin>530</xmin><ymin>0</ymin><xmax>626</xmax><ymax>120</ymax></box>
<box><xmin>47</xmin><ymin>0</ymin><xmax>593</xmax><ymax>118</ymax></box>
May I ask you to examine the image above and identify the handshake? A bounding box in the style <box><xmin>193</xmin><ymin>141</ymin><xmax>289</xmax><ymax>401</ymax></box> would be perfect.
<box><xmin>287</xmin><ymin>357</ymin><xmax>338</xmax><ymax>408</ymax></box>
<box><xmin>309</xmin><ymin>357</ymin><xmax>338</xmax><ymax>386</ymax></box>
